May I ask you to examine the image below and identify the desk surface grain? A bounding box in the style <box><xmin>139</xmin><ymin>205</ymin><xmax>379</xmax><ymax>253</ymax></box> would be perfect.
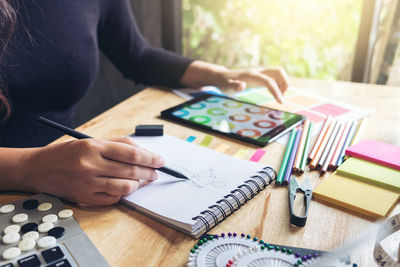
<box><xmin>1</xmin><ymin>77</ymin><xmax>400</xmax><ymax>266</ymax></box>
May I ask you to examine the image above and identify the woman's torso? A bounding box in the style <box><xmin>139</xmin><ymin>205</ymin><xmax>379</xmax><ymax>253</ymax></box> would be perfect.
<box><xmin>0</xmin><ymin>0</ymin><xmax>102</xmax><ymax>147</ymax></box>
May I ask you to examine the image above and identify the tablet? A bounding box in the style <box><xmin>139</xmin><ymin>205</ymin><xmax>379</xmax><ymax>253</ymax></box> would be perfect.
<box><xmin>161</xmin><ymin>94</ymin><xmax>304</xmax><ymax>147</ymax></box>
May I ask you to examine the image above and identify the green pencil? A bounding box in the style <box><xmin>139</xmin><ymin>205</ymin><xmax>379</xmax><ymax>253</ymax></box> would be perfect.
<box><xmin>276</xmin><ymin>128</ymin><xmax>297</xmax><ymax>185</ymax></box>
<box><xmin>299</xmin><ymin>122</ymin><xmax>313</xmax><ymax>174</ymax></box>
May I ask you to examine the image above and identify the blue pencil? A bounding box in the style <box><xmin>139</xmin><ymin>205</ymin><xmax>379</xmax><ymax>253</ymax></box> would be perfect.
<box><xmin>336</xmin><ymin>121</ymin><xmax>357</xmax><ymax>166</ymax></box>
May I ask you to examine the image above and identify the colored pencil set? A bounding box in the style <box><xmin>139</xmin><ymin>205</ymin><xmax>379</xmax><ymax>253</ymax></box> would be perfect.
<box><xmin>307</xmin><ymin>116</ymin><xmax>366</xmax><ymax>175</ymax></box>
<box><xmin>276</xmin><ymin>116</ymin><xmax>367</xmax><ymax>185</ymax></box>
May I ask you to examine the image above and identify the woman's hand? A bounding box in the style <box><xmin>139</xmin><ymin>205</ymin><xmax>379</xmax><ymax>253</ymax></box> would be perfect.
<box><xmin>180</xmin><ymin>61</ymin><xmax>290</xmax><ymax>103</ymax></box>
<box><xmin>20</xmin><ymin>137</ymin><xmax>164</xmax><ymax>205</ymax></box>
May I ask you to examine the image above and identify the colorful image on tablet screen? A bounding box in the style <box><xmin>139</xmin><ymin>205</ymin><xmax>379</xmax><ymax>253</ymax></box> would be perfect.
<box><xmin>164</xmin><ymin>95</ymin><xmax>303</xmax><ymax>145</ymax></box>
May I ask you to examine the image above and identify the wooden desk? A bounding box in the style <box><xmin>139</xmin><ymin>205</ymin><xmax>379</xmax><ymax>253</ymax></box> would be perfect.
<box><xmin>1</xmin><ymin>77</ymin><xmax>400</xmax><ymax>266</ymax></box>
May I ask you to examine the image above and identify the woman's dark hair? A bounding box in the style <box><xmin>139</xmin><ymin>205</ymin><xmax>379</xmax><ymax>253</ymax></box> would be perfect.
<box><xmin>0</xmin><ymin>0</ymin><xmax>16</xmax><ymax>123</ymax></box>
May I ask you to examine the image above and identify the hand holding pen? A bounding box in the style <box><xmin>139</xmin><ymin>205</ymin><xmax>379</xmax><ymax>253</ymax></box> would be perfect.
<box><xmin>19</xmin><ymin>116</ymin><xmax>188</xmax><ymax>206</ymax></box>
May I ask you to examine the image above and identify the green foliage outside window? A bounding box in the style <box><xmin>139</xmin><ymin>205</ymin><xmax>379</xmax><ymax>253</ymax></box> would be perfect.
<box><xmin>182</xmin><ymin>0</ymin><xmax>362</xmax><ymax>80</ymax></box>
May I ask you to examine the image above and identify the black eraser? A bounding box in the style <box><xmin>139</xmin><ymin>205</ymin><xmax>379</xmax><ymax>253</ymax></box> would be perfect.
<box><xmin>135</xmin><ymin>124</ymin><xmax>164</xmax><ymax>136</ymax></box>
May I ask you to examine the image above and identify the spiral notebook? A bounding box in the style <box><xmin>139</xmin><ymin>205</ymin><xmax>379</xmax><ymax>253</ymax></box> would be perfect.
<box><xmin>121</xmin><ymin>135</ymin><xmax>276</xmax><ymax>238</ymax></box>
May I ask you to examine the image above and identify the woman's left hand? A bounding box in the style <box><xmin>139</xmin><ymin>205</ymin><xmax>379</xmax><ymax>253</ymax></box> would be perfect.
<box><xmin>216</xmin><ymin>67</ymin><xmax>289</xmax><ymax>103</ymax></box>
<box><xmin>180</xmin><ymin>61</ymin><xmax>290</xmax><ymax>103</ymax></box>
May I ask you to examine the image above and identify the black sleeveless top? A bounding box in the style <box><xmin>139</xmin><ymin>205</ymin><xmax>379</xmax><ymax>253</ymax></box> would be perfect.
<box><xmin>0</xmin><ymin>0</ymin><xmax>192</xmax><ymax>147</ymax></box>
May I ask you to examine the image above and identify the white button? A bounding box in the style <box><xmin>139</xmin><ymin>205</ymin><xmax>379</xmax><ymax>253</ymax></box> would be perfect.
<box><xmin>4</xmin><ymin>224</ymin><xmax>21</xmax><ymax>234</ymax></box>
<box><xmin>0</xmin><ymin>204</ymin><xmax>15</xmax><ymax>214</ymax></box>
<box><xmin>18</xmin><ymin>238</ymin><xmax>36</xmax><ymax>251</ymax></box>
<box><xmin>3</xmin><ymin>232</ymin><xmax>20</xmax><ymax>244</ymax></box>
<box><xmin>22</xmin><ymin>231</ymin><xmax>39</xmax><ymax>240</ymax></box>
<box><xmin>58</xmin><ymin>209</ymin><xmax>73</xmax><ymax>219</ymax></box>
<box><xmin>38</xmin><ymin>202</ymin><xmax>53</xmax><ymax>212</ymax></box>
<box><xmin>37</xmin><ymin>236</ymin><xmax>56</xmax><ymax>248</ymax></box>
<box><xmin>12</xmin><ymin>213</ymin><xmax>28</xmax><ymax>223</ymax></box>
<box><xmin>38</xmin><ymin>222</ymin><xmax>54</xmax><ymax>233</ymax></box>
<box><xmin>2</xmin><ymin>247</ymin><xmax>21</xmax><ymax>260</ymax></box>
<box><xmin>42</xmin><ymin>214</ymin><xmax>58</xmax><ymax>223</ymax></box>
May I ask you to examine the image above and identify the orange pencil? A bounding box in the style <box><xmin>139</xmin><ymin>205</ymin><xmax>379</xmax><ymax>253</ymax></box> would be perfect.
<box><xmin>309</xmin><ymin>119</ymin><xmax>337</xmax><ymax>170</ymax></box>
<box><xmin>293</xmin><ymin>119</ymin><xmax>309</xmax><ymax>174</ymax></box>
<box><xmin>307</xmin><ymin>115</ymin><xmax>332</xmax><ymax>163</ymax></box>
<box><xmin>328</xmin><ymin>121</ymin><xmax>351</xmax><ymax>170</ymax></box>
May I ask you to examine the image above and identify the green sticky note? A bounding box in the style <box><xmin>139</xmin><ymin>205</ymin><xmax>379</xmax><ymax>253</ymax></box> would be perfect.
<box><xmin>200</xmin><ymin>135</ymin><xmax>213</xmax><ymax>147</ymax></box>
<box><xmin>236</xmin><ymin>92</ymin><xmax>274</xmax><ymax>104</ymax></box>
<box><xmin>337</xmin><ymin>157</ymin><xmax>400</xmax><ymax>192</ymax></box>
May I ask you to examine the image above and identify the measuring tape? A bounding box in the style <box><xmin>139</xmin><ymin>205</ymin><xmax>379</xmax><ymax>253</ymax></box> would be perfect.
<box><xmin>374</xmin><ymin>213</ymin><xmax>400</xmax><ymax>267</ymax></box>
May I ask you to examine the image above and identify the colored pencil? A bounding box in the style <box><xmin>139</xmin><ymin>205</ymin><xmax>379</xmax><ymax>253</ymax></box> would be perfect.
<box><xmin>293</xmin><ymin>120</ymin><xmax>309</xmax><ymax>174</ymax></box>
<box><xmin>328</xmin><ymin>121</ymin><xmax>351</xmax><ymax>170</ymax></box>
<box><xmin>320</xmin><ymin>122</ymin><xmax>344</xmax><ymax>175</ymax></box>
<box><xmin>283</xmin><ymin>128</ymin><xmax>302</xmax><ymax>185</ymax></box>
<box><xmin>350</xmin><ymin>117</ymin><xmax>367</xmax><ymax>146</ymax></box>
<box><xmin>299</xmin><ymin>122</ymin><xmax>313</xmax><ymax>174</ymax></box>
<box><xmin>318</xmin><ymin>121</ymin><xmax>341</xmax><ymax>171</ymax></box>
<box><xmin>276</xmin><ymin>129</ymin><xmax>297</xmax><ymax>185</ymax></box>
<box><xmin>309</xmin><ymin>119</ymin><xmax>336</xmax><ymax>170</ymax></box>
<box><xmin>336</xmin><ymin>121</ymin><xmax>357</xmax><ymax>166</ymax></box>
<box><xmin>308</xmin><ymin>115</ymin><xmax>332</xmax><ymax>163</ymax></box>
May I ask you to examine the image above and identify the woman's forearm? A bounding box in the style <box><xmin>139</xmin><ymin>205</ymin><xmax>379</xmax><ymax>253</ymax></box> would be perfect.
<box><xmin>179</xmin><ymin>60</ymin><xmax>229</xmax><ymax>89</ymax></box>
<box><xmin>0</xmin><ymin>147</ymin><xmax>36</xmax><ymax>192</ymax></box>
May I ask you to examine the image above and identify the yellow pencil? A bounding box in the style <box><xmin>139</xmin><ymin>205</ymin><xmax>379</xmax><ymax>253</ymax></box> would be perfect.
<box><xmin>350</xmin><ymin>117</ymin><xmax>367</xmax><ymax>146</ymax></box>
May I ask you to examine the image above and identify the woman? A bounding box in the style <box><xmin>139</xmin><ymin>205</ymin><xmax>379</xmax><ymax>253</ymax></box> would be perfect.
<box><xmin>0</xmin><ymin>0</ymin><xmax>289</xmax><ymax>205</ymax></box>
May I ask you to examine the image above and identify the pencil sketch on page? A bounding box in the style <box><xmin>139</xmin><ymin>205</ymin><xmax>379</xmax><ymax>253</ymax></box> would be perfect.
<box><xmin>169</xmin><ymin>165</ymin><xmax>227</xmax><ymax>188</ymax></box>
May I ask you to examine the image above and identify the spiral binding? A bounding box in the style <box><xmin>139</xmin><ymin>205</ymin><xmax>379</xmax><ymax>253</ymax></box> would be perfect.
<box><xmin>192</xmin><ymin>215</ymin><xmax>210</xmax><ymax>231</ymax></box>
<box><xmin>238</xmin><ymin>184</ymin><xmax>255</xmax><ymax>198</ymax></box>
<box><xmin>208</xmin><ymin>204</ymin><xmax>226</xmax><ymax>221</ymax></box>
<box><xmin>231</xmin><ymin>188</ymin><xmax>248</xmax><ymax>203</ymax></box>
<box><xmin>224</xmin><ymin>194</ymin><xmax>242</xmax><ymax>210</ymax></box>
<box><xmin>244</xmin><ymin>179</ymin><xmax>261</xmax><ymax>192</ymax></box>
<box><xmin>200</xmin><ymin>210</ymin><xmax>218</xmax><ymax>227</ymax></box>
<box><xmin>216</xmin><ymin>199</ymin><xmax>234</xmax><ymax>215</ymax></box>
<box><xmin>192</xmin><ymin>166</ymin><xmax>276</xmax><ymax>234</ymax></box>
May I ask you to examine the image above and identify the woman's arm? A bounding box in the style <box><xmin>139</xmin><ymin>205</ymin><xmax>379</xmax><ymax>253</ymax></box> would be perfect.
<box><xmin>0</xmin><ymin>148</ymin><xmax>33</xmax><ymax>191</ymax></box>
<box><xmin>179</xmin><ymin>61</ymin><xmax>290</xmax><ymax>103</ymax></box>
<box><xmin>0</xmin><ymin>137</ymin><xmax>164</xmax><ymax>205</ymax></box>
<box><xmin>98</xmin><ymin>0</ymin><xmax>193</xmax><ymax>88</ymax></box>
<box><xmin>98</xmin><ymin>0</ymin><xmax>289</xmax><ymax>102</ymax></box>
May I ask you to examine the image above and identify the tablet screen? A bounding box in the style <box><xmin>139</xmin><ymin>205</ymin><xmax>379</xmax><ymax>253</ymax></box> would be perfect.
<box><xmin>161</xmin><ymin>94</ymin><xmax>304</xmax><ymax>146</ymax></box>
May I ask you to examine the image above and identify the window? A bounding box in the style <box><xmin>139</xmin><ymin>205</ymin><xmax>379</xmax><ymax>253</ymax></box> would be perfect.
<box><xmin>182</xmin><ymin>0</ymin><xmax>363</xmax><ymax>80</ymax></box>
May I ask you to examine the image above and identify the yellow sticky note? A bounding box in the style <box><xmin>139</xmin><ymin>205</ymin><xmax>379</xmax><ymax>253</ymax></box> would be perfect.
<box><xmin>313</xmin><ymin>172</ymin><xmax>400</xmax><ymax>218</ymax></box>
<box><xmin>233</xmin><ymin>148</ymin><xmax>249</xmax><ymax>159</ymax></box>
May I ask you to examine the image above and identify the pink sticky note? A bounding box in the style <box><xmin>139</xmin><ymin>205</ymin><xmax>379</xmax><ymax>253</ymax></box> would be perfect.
<box><xmin>311</xmin><ymin>103</ymin><xmax>350</xmax><ymax>117</ymax></box>
<box><xmin>346</xmin><ymin>139</ymin><xmax>400</xmax><ymax>171</ymax></box>
<box><xmin>250</xmin><ymin>149</ymin><xmax>266</xmax><ymax>162</ymax></box>
<box><xmin>295</xmin><ymin>110</ymin><xmax>325</xmax><ymax>123</ymax></box>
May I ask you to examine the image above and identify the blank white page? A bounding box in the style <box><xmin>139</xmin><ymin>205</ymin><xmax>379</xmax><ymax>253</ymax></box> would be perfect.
<box><xmin>123</xmin><ymin>135</ymin><xmax>267</xmax><ymax>226</ymax></box>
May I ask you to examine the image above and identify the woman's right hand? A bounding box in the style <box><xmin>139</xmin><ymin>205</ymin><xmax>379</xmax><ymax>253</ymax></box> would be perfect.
<box><xmin>20</xmin><ymin>137</ymin><xmax>164</xmax><ymax>205</ymax></box>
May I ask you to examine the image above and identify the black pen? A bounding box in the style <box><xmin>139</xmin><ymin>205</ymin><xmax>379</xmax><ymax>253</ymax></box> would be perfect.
<box><xmin>37</xmin><ymin>116</ymin><xmax>190</xmax><ymax>180</ymax></box>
